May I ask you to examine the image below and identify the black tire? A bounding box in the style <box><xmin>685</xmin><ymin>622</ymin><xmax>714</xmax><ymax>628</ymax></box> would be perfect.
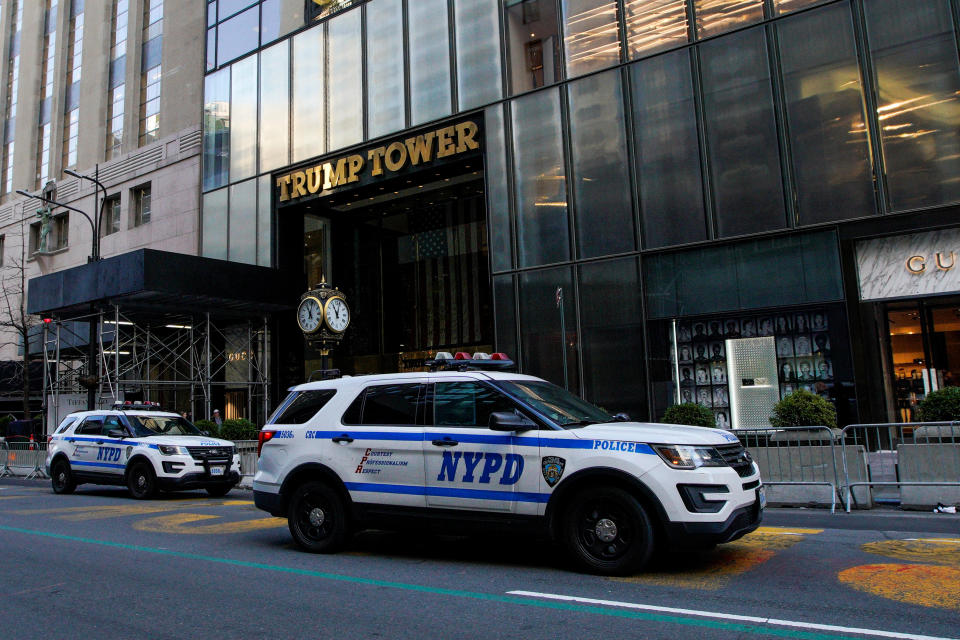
<box><xmin>51</xmin><ymin>458</ymin><xmax>77</xmax><ymax>495</ymax></box>
<box><xmin>288</xmin><ymin>481</ymin><xmax>349</xmax><ymax>553</ymax></box>
<box><xmin>126</xmin><ymin>461</ymin><xmax>157</xmax><ymax>499</ymax></box>
<box><xmin>206</xmin><ymin>485</ymin><xmax>233</xmax><ymax>498</ymax></box>
<box><xmin>562</xmin><ymin>486</ymin><xmax>654</xmax><ymax>576</ymax></box>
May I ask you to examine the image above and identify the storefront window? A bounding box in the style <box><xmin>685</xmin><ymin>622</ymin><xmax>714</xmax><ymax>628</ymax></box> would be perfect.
<box><xmin>408</xmin><ymin>0</ymin><xmax>451</xmax><ymax>126</ymax></box>
<box><xmin>630</xmin><ymin>49</ymin><xmax>706</xmax><ymax>249</ymax></box>
<box><xmin>292</xmin><ymin>25</ymin><xmax>324</xmax><ymax>162</ymax></box>
<box><xmin>202</xmin><ymin>188</ymin><xmax>228</xmax><ymax>260</ymax></box>
<box><xmin>257</xmin><ymin>175</ymin><xmax>272</xmax><ymax>267</ymax></box>
<box><xmin>229</xmin><ymin>179</ymin><xmax>257</xmax><ymax>265</ymax></box>
<box><xmin>778</xmin><ymin>4</ymin><xmax>875</xmax><ymax>226</ymax></box>
<box><xmin>773</xmin><ymin>0</ymin><xmax>827</xmax><ymax>15</ymax></box>
<box><xmin>229</xmin><ymin>54</ymin><xmax>258</xmax><ymax>182</ymax></box>
<box><xmin>486</xmin><ymin>104</ymin><xmax>512</xmax><ymax>273</ymax></box>
<box><xmin>217</xmin><ymin>5</ymin><xmax>259</xmax><ymax>65</ymax></box>
<box><xmin>518</xmin><ymin>266</ymin><xmax>578</xmax><ymax>392</ymax></box>
<box><xmin>455</xmin><ymin>0</ymin><xmax>503</xmax><ymax>110</ymax></box>
<box><xmin>512</xmin><ymin>88</ymin><xmax>569</xmax><ymax>267</ymax></box>
<box><xmin>328</xmin><ymin>8</ymin><xmax>362</xmax><ymax>151</ymax></box>
<box><xmin>561</xmin><ymin>0</ymin><xmax>621</xmax><ymax>78</ymax></box>
<box><xmin>505</xmin><ymin>0</ymin><xmax>562</xmax><ymax>95</ymax></box>
<box><xmin>694</xmin><ymin>0</ymin><xmax>763</xmax><ymax>39</ymax></box>
<box><xmin>624</xmin><ymin>0</ymin><xmax>687</xmax><ymax>59</ymax></box>
<box><xmin>259</xmin><ymin>40</ymin><xmax>289</xmax><ymax>172</ymax></box>
<box><xmin>865</xmin><ymin>0</ymin><xmax>960</xmax><ymax>211</ymax></box>
<box><xmin>202</xmin><ymin>67</ymin><xmax>230</xmax><ymax>192</ymax></box>
<box><xmin>579</xmin><ymin>258</ymin><xmax>645</xmax><ymax>418</ymax></box>
<box><xmin>366</xmin><ymin>0</ymin><xmax>404</xmax><ymax>138</ymax></box>
<box><xmin>700</xmin><ymin>27</ymin><xmax>785</xmax><ymax>238</ymax></box>
<box><xmin>567</xmin><ymin>69</ymin><xmax>634</xmax><ymax>258</ymax></box>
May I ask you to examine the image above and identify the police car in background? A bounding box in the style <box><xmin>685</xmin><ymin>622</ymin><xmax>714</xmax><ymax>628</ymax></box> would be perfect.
<box><xmin>46</xmin><ymin>402</ymin><xmax>241</xmax><ymax>499</ymax></box>
<box><xmin>254</xmin><ymin>353</ymin><xmax>763</xmax><ymax>576</ymax></box>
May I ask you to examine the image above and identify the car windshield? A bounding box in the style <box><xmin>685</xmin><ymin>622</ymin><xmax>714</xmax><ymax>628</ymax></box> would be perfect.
<box><xmin>127</xmin><ymin>415</ymin><xmax>202</xmax><ymax>437</ymax></box>
<box><xmin>496</xmin><ymin>380</ymin><xmax>613</xmax><ymax>428</ymax></box>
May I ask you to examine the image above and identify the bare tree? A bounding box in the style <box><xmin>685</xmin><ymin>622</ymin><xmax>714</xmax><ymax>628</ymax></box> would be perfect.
<box><xmin>0</xmin><ymin>210</ymin><xmax>40</xmax><ymax>420</ymax></box>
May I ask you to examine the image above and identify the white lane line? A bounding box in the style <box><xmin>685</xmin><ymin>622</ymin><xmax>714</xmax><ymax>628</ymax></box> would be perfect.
<box><xmin>506</xmin><ymin>591</ymin><xmax>959</xmax><ymax>640</ymax></box>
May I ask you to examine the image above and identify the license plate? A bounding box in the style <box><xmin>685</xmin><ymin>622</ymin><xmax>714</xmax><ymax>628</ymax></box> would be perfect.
<box><xmin>209</xmin><ymin>466</ymin><xmax>225</xmax><ymax>476</ymax></box>
<box><xmin>757</xmin><ymin>486</ymin><xmax>766</xmax><ymax>510</ymax></box>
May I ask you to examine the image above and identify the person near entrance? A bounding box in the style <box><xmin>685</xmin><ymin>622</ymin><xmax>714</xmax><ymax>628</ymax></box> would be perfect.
<box><xmin>213</xmin><ymin>409</ymin><xmax>223</xmax><ymax>427</ymax></box>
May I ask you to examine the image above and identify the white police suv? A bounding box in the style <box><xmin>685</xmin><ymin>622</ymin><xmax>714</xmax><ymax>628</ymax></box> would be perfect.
<box><xmin>253</xmin><ymin>355</ymin><xmax>763</xmax><ymax>575</ymax></box>
<box><xmin>46</xmin><ymin>402</ymin><xmax>241</xmax><ymax>499</ymax></box>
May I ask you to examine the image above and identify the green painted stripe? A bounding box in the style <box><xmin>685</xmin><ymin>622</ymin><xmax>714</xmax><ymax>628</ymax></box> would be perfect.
<box><xmin>0</xmin><ymin>524</ymin><xmax>853</xmax><ymax>639</ymax></box>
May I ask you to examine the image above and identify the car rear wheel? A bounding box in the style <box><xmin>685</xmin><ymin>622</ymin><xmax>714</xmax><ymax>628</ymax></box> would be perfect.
<box><xmin>288</xmin><ymin>481</ymin><xmax>349</xmax><ymax>553</ymax></box>
<box><xmin>51</xmin><ymin>458</ymin><xmax>76</xmax><ymax>494</ymax></box>
<box><xmin>562</xmin><ymin>486</ymin><xmax>654</xmax><ymax>576</ymax></box>
<box><xmin>126</xmin><ymin>461</ymin><xmax>157</xmax><ymax>499</ymax></box>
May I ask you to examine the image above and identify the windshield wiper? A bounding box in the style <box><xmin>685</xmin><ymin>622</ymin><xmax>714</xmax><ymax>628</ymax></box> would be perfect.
<box><xmin>561</xmin><ymin>419</ymin><xmax>597</xmax><ymax>428</ymax></box>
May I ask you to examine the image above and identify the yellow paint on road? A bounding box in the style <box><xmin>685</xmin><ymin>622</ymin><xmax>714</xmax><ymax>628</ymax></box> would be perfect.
<box><xmin>11</xmin><ymin>499</ymin><xmax>255</xmax><ymax>521</ymax></box>
<box><xmin>838</xmin><ymin>564</ymin><xmax>960</xmax><ymax>611</ymax></box>
<box><xmin>132</xmin><ymin>512</ymin><xmax>286</xmax><ymax>535</ymax></box>
<box><xmin>615</xmin><ymin>526</ymin><xmax>822</xmax><ymax>590</ymax></box>
<box><xmin>860</xmin><ymin>538</ymin><xmax>960</xmax><ymax>567</ymax></box>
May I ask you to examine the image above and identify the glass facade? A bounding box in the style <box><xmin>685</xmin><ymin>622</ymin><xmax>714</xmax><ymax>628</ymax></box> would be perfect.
<box><xmin>201</xmin><ymin>0</ymin><xmax>960</xmax><ymax>421</ymax></box>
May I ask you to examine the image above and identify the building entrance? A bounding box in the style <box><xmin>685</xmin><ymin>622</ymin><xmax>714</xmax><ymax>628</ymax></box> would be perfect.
<box><xmin>883</xmin><ymin>298</ymin><xmax>960</xmax><ymax>421</ymax></box>
<box><xmin>281</xmin><ymin>158</ymin><xmax>493</xmax><ymax>376</ymax></box>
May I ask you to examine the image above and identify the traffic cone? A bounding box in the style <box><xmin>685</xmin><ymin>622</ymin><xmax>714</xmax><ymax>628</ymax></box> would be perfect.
<box><xmin>29</xmin><ymin>434</ymin><xmax>34</xmax><ymax>451</ymax></box>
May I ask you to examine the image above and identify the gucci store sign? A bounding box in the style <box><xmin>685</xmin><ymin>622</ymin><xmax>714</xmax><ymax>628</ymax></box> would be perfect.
<box><xmin>856</xmin><ymin>228</ymin><xmax>960</xmax><ymax>300</ymax></box>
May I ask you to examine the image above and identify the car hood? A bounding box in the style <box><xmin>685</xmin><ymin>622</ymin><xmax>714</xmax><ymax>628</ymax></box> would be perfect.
<box><xmin>570</xmin><ymin>422</ymin><xmax>740</xmax><ymax>446</ymax></box>
<box><xmin>136</xmin><ymin>435</ymin><xmax>235</xmax><ymax>448</ymax></box>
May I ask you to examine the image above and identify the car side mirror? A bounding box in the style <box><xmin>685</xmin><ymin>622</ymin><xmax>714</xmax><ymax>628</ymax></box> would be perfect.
<box><xmin>488</xmin><ymin>411</ymin><xmax>536</xmax><ymax>432</ymax></box>
<box><xmin>614</xmin><ymin>412</ymin><xmax>630</xmax><ymax>422</ymax></box>
<box><xmin>201</xmin><ymin>430</ymin><xmax>211</xmax><ymax>436</ymax></box>
<box><xmin>107</xmin><ymin>429</ymin><xmax>126</xmax><ymax>439</ymax></box>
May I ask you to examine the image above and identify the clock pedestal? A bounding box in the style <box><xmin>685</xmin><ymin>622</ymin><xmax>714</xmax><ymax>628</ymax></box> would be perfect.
<box><xmin>297</xmin><ymin>282</ymin><xmax>351</xmax><ymax>379</ymax></box>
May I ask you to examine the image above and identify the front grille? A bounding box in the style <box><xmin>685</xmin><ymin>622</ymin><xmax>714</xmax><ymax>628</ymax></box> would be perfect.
<box><xmin>716</xmin><ymin>443</ymin><xmax>755</xmax><ymax>478</ymax></box>
<box><xmin>186</xmin><ymin>446</ymin><xmax>232</xmax><ymax>460</ymax></box>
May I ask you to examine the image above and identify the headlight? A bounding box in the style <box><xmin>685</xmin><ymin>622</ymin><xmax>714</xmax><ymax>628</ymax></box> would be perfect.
<box><xmin>654</xmin><ymin>445</ymin><xmax>726</xmax><ymax>470</ymax></box>
<box><xmin>157</xmin><ymin>444</ymin><xmax>188</xmax><ymax>456</ymax></box>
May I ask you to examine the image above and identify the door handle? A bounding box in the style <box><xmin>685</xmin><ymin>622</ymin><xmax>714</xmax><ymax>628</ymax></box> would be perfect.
<box><xmin>67</xmin><ymin>438</ymin><xmax>75</xmax><ymax>443</ymax></box>
<box><xmin>432</xmin><ymin>438</ymin><xmax>458</xmax><ymax>447</ymax></box>
<box><xmin>96</xmin><ymin>440</ymin><xmax>104</xmax><ymax>445</ymax></box>
<box><xmin>332</xmin><ymin>436</ymin><xmax>354</xmax><ymax>444</ymax></box>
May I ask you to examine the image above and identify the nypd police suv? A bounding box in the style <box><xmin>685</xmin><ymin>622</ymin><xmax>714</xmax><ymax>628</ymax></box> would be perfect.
<box><xmin>46</xmin><ymin>402</ymin><xmax>241</xmax><ymax>499</ymax></box>
<box><xmin>253</xmin><ymin>353</ymin><xmax>764</xmax><ymax>575</ymax></box>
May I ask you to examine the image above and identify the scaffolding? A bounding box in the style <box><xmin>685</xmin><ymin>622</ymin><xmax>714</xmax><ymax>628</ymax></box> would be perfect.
<box><xmin>41</xmin><ymin>306</ymin><xmax>271</xmax><ymax>432</ymax></box>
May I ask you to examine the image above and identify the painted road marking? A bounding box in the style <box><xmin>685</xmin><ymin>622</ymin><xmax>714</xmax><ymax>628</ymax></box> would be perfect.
<box><xmin>0</xmin><ymin>524</ymin><xmax>951</xmax><ymax>640</ymax></box>
<box><xmin>615</xmin><ymin>526</ymin><xmax>823</xmax><ymax>590</ymax></box>
<box><xmin>132</xmin><ymin>512</ymin><xmax>286</xmax><ymax>534</ymax></box>
<box><xmin>507</xmin><ymin>591</ymin><xmax>959</xmax><ymax>640</ymax></box>
<box><xmin>861</xmin><ymin>539</ymin><xmax>960</xmax><ymax>565</ymax></box>
<box><xmin>9</xmin><ymin>500</ymin><xmax>254</xmax><ymax>521</ymax></box>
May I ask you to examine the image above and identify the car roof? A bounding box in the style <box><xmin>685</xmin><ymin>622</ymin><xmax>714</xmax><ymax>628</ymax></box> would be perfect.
<box><xmin>65</xmin><ymin>410</ymin><xmax>181</xmax><ymax>419</ymax></box>
<box><xmin>288</xmin><ymin>370</ymin><xmax>544</xmax><ymax>392</ymax></box>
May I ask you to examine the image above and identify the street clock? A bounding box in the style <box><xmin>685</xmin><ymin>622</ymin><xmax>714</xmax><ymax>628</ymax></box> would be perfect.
<box><xmin>297</xmin><ymin>282</ymin><xmax>350</xmax><ymax>370</ymax></box>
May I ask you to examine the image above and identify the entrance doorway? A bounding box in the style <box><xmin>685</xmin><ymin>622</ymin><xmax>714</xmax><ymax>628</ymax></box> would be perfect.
<box><xmin>884</xmin><ymin>298</ymin><xmax>960</xmax><ymax>421</ymax></box>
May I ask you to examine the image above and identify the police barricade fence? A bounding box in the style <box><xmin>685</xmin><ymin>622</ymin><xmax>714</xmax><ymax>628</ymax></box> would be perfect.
<box><xmin>730</xmin><ymin>426</ymin><xmax>843</xmax><ymax>513</ymax></box>
<box><xmin>0</xmin><ymin>439</ymin><xmax>49</xmax><ymax>479</ymax></box>
<box><xmin>840</xmin><ymin>422</ymin><xmax>960</xmax><ymax>512</ymax></box>
<box><xmin>232</xmin><ymin>440</ymin><xmax>258</xmax><ymax>479</ymax></box>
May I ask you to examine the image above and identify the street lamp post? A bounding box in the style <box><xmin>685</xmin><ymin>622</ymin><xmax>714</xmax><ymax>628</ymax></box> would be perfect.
<box><xmin>18</xmin><ymin>166</ymin><xmax>108</xmax><ymax>410</ymax></box>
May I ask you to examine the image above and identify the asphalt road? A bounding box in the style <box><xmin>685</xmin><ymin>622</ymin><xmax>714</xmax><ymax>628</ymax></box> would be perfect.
<box><xmin>1</xmin><ymin>478</ymin><xmax>958</xmax><ymax>640</ymax></box>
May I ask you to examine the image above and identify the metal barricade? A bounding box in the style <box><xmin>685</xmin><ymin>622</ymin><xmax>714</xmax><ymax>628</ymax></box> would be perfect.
<box><xmin>233</xmin><ymin>440</ymin><xmax>259</xmax><ymax>479</ymax></box>
<box><xmin>0</xmin><ymin>440</ymin><xmax>49</xmax><ymax>479</ymax></box>
<box><xmin>840</xmin><ymin>422</ymin><xmax>960</xmax><ymax>512</ymax></box>
<box><xmin>732</xmin><ymin>426</ymin><xmax>840</xmax><ymax>513</ymax></box>
<box><xmin>0</xmin><ymin>439</ymin><xmax>11</xmax><ymax>478</ymax></box>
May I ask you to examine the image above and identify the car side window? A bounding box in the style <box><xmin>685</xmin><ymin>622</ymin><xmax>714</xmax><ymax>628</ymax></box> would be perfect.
<box><xmin>433</xmin><ymin>382</ymin><xmax>520</xmax><ymax>428</ymax></box>
<box><xmin>75</xmin><ymin>417</ymin><xmax>104</xmax><ymax>435</ymax></box>
<box><xmin>274</xmin><ymin>390</ymin><xmax>337</xmax><ymax>424</ymax></box>
<box><xmin>355</xmin><ymin>383</ymin><xmax>423</xmax><ymax>426</ymax></box>
<box><xmin>102</xmin><ymin>415</ymin><xmax>123</xmax><ymax>435</ymax></box>
<box><xmin>55</xmin><ymin>417</ymin><xmax>77</xmax><ymax>434</ymax></box>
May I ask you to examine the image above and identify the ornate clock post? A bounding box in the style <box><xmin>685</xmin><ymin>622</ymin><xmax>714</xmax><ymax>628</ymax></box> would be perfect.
<box><xmin>296</xmin><ymin>282</ymin><xmax>351</xmax><ymax>374</ymax></box>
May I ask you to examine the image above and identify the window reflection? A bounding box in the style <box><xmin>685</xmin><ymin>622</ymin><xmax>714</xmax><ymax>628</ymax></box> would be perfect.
<box><xmin>455</xmin><ymin>0</ymin><xmax>503</xmax><ymax>110</ymax></box>
<box><xmin>366</xmin><ymin>0</ymin><xmax>404</xmax><ymax>138</ymax></box>
<box><xmin>774</xmin><ymin>0</ymin><xmax>825</xmax><ymax>16</ymax></box>
<box><xmin>505</xmin><ymin>0</ymin><xmax>562</xmax><ymax>95</ymax></box>
<box><xmin>229</xmin><ymin>55</ymin><xmax>258</xmax><ymax>182</ymax></box>
<box><xmin>408</xmin><ymin>0</ymin><xmax>451</xmax><ymax>125</ymax></box>
<box><xmin>562</xmin><ymin>0</ymin><xmax>621</xmax><ymax>78</ymax></box>
<box><xmin>519</xmin><ymin>266</ymin><xmax>579</xmax><ymax>391</ymax></box>
<box><xmin>486</xmin><ymin>105</ymin><xmax>512</xmax><ymax>272</ymax></box>
<box><xmin>328</xmin><ymin>8</ymin><xmax>362</xmax><ymax>151</ymax></box>
<box><xmin>865</xmin><ymin>0</ymin><xmax>960</xmax><ymax>210</ymax></box>
<box><xmin>229</xmin><ymin>179</ymin><xmax>257</xmax><ymax>265</ymax></box>
<box><xmin>202</xmin><ymin>188</ymin><xmax>228</xmax><ymax>260</ymax></box>
<box><xmin>694</xmin><ymin>0</ymin><xmax>764</xmax><ymax>38</ymax></box>
<box><xmin>202</xmin><ymin>68</ymin><xmax>230</xmax><ymax>191</ymax></box>
<box><xmin>292</xmin><ymin>25</ymin><xmax>324</xmax><ymax>161</ymax></box>
<box><xmin>259</xmin><ymin>40</ymin><xmax>289</xmax><ymax>172</ymax></box>
<box><xmin>217</xmin><ymin>5</ymin><xmax>258</xmax><ymax>65</ymax></box>
<box><xmin>625</xmin><ymin>0</ymin><xmax>688</xmax><ymax>58</ymax></box>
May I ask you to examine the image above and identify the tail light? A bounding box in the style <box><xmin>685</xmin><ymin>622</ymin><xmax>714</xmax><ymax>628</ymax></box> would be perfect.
<box><xmin>257</xmin><ymin>430</ymin><xmax>276</xmax><ymax>457</ymax></box>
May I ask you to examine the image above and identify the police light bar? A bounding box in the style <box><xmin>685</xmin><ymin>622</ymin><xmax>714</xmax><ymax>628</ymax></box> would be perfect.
<box><xmin>112</xmin><ymin>400</ymin><xmax>165</xmax><ymax>411</ymax></box>
<box><xmin>426</xmin><ymin>351</ymin><xmax>516</xmax><ymax>372</ymax></box>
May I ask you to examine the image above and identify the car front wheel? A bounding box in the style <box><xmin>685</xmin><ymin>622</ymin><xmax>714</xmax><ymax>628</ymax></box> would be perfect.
<box><xmin>562</xmin><ymin>486</ymin><xmax>654</xmax><ymax>576</ymax></box>
<box><xmin>126</xmin><ymin>461</ymin><xmax>157</xmax><ymax>499</ymax></box>
<box><xmin>288</xmin><ymin>481</ymin><xmax>349</xmax><ymax>553</ymax></box>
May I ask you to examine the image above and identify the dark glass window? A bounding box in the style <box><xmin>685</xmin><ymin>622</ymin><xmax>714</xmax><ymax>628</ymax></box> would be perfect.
<box><xmin>217</xmin><ymin>6</ymin><xmax>259</xmax><ymax>66</ymax></box>
<box><xmin>493</xmin><ymin>274</ymin><xmax>518</xmax><ymax>359</ymax></box>
<box><xmin>518</xmin><ymin>266</ymin><xmax>578</xmax><ymax>391</ymax></box>
<box><xmin>700</xmin><ymin>28</ymin><xmax>786</xmax><ymax>238</ymax></box>
<box><xmin>512</xmin><ymin>88</ymin><xmax>569</xmax><ymax>267</ymax></box>
<box><xmin>579</xmin><ymin>258</ymin><xmax>646</xmax><ymax>418</ymax></box>
<box><xmin>778</xmin><ymin>5</ymin><xmax>875</xmax><ymax>225</ymax></box>
<box><xmin>865</xmin><ymin>0</ymin><xmax>960</xmax><ymax>211</ymax></box>
<box><xmin>631</xmin><ymin>49</ymin><xmax>706</xmax><ymax>249</ymax></box>
<box><xmin>486</xmin><ymin>104</ymin><xmax>512</xmax><ymax>272</ymax></box>
<box><xmin>568</xmin><ymin>70</ymin><xmax>634</xmax><ymax>258</ymax></box>
<box><xmin>433</xmin><ymin>382</ymin><xmax>518</xmax><ymax>428</ymax></box>
<box><xmin>562</xmin><ymin>0</ymin><xmax>621</xmax><ymax>78</ymax></box>
<box><xmin>76</xmin><ymin>417</ymin><xmax>104</xmax><ymax>435</ymax></box>
<box><xmin>625</xmin><ymin>0</ymin><xmax>687</xmax><ymax>58</ymax></box>
<box><xmin>218</xmin><ymin>0</ymin><xmax>256</xmax><ymax>21</ymax></box>
<box><xmin>274</xmin><ymin>390</ymin><xmax>336</xmax><ymax>424</ymax></box>
<box><xmin>103</xmin><ymin>416</ymin><xmax>123</xmax><ymax>435</ymax></box>
<box><xmin>359</xmin><ymin>383</ymin><xmax>423</xmax><ymax>425</ymax></box>
<box><xmin>504</xmin><ymin>0</ymin><xmax>562</xmax><ymax>95</ymax></box>
<box><xmin>694</xmin><ymin>0</ymin><xmax>763</xmax><ymax>38</ymax></box>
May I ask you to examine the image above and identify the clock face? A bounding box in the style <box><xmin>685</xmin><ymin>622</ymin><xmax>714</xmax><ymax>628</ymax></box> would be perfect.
<box><xmin>297</xmin><ymin>297</ymin><xmax>323</xmax><ymax>333</ymax></box>
<box><xmin>324</xmin><ymin>296</ymin><xmax>350</xmax><ymax>333</ymax></box>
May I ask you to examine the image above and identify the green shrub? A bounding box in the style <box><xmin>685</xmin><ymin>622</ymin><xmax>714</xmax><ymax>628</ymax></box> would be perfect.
<box><xmin>193</xmin><ymin>419</ymin><xmax>218</xmax><ymax>436</ymax></box>
<box><xmin>218</xmin><ymin>418</ymin><xmax>259</xmax><ymax>441</ymax></box>
<box><xmin>0</xmin><ymin>414</ymin><xmax>13</xmax><ymax>436</ymax></box>
<box><xmin>769</xmin><ymin>389</ymin><xmax>837</xmax><ymax>429</ymax></box>
<box><xmin>917</xmin><ymin>386</ymin><xmax>960</xmax><ymax>422</ymax></box>
<box><xmin>661</xmin><ymin>403</ymin><xmax>716</xmax><ymax>428</ymax></box>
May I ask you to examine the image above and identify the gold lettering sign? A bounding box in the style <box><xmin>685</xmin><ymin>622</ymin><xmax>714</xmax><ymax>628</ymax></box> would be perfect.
<box><xmin>905</xmin><ymin>251</ymin><xmax>958</xmax><ymax>275</ymax></box>
<box><xmin>906</xmin><ymin>255</ymin><xmax>926</xmax><ymax>274</ymax></box>
<box><xmin>276</xmin><ymin>120</ymin><xmax>481</xmax><ymax>204</ymax></box>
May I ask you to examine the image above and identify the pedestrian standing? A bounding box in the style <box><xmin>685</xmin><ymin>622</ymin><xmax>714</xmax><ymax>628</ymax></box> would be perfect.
<box><xmin>213</xmin><ymin>409</ymin><xmax>223</xmax><ymax>427</ymax></box>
